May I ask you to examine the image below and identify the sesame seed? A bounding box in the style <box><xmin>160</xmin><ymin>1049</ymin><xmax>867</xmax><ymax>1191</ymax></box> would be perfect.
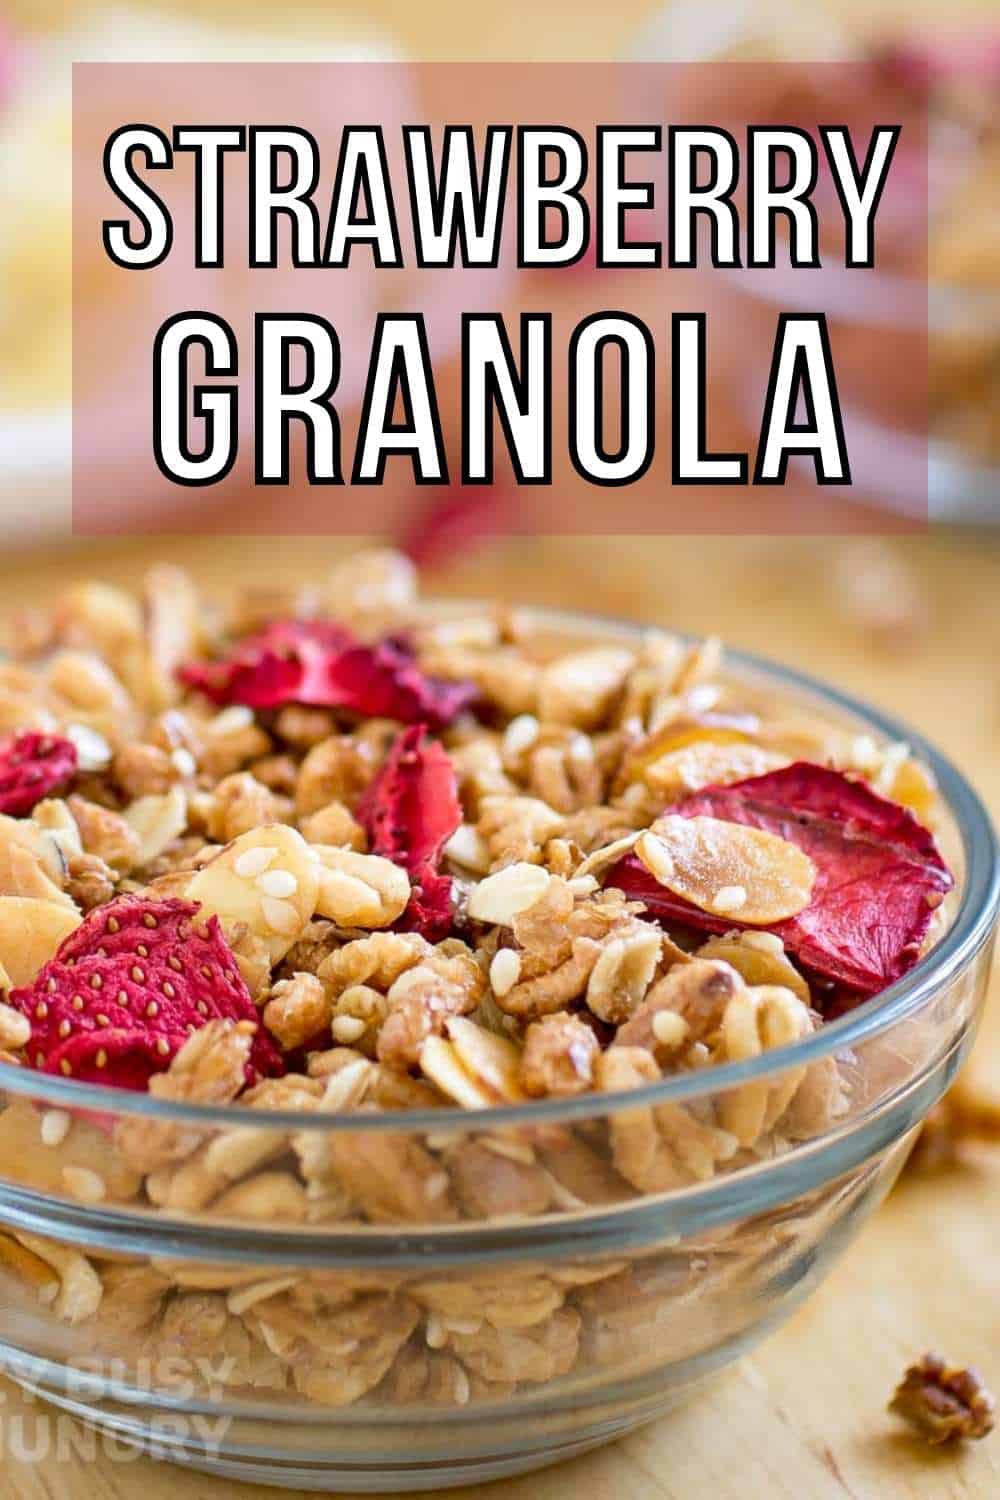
<box><xmin>168</xmin><ymin>955</ymin><xmax>182</xmax><ymax>971</ymax></box>
<box><xmin>95</xmin><ymin>1014</ymin><xmax>109</xmax><ymax>1027</ymax></box>
<box><xmin>72</xmin><ymin>996</ymin><xmax>84</xmax><ymax>1011</ymax></box>
<box><xmin>234</xmin><ymin>845</ymin><xmax>278</xmax><ymax>880</ymax></box>
<box><xmin>89</xmin><ymin>974</ymin><xmax>103</xmax><ymax>990</ymax></box>
<box><xmin>57</xmin><ymin>1020</ymin><xmax>70</xmax><ymax>1039</ymax></box>
<box><xmin>131</xmin><ymin>967</ymin><xmax>145</xmax><ymax>984</ymax></box>
<box><xmin>260</xmin><ymin>896</ymin><xmax>300</xmax><ymax>935</ymax></box>
<box><xmin>137</xmin><ymin>945</ymin><xmax>149</xmax><ymax>958</ymax></box>
<box><xmin>146</xmin><ymin>1002</ymin><xmax>159</xmax><ymax>1019</ymax></box>
<box><xmin>162</xmin><ymin>981</ymin><xmax>175</xmax><ymax>998</ymax></box>
<box><xmin>255</xmin><ymin>868</ymin><xmax>298</xmax><ymax>899</ymax></box>
<box><xmin>106</xmin><ymin>917</ymin><xmax>120</xmax><ymax>933</ymax></box>
<box><xmin>143</xmin><ymin>913</ymin><xmax>157</xmax><ymax>929</ymax></box>
<box><xmin>40</xmin><ymin>1109</ymin><xmax>71</xmax><ymax>1147</ymax></box>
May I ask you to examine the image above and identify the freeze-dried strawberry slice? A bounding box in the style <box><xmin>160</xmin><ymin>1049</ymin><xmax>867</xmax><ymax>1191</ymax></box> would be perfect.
<box><xmin>605</xmin><ymin>763</ymin><xmax>953</xmax><ymax>999</ymax></box>
<box><xmin>357</xmin><ymin>725</ymin><xmax>461</xmax><ymax>941</ymax></box>
<box><xmin>43</xmin><ymin>1029</ymin><xmax>191</xmax><ymax>1091</ymax></box>
<box><xmin>357</xmin><ymin>725</ymin><xmax>462</xmax><ymax>872</ymax></box>
<box><xmin>11</xmin><ymin>895</ymin><xmax>283</xmax><ymax>1089</ymax></box>
<box><xmin>400</xmin><ymin>869</ymin><xmax>455</xmax><ymax>943</ymax></box>
<box><xmin>179</xmin><ymin>621</ymin><xmax>476</xmax><ymax>729</ymax></box>
<box><xmin>0</xmin><ymin>732</ymin><xmax>77</xmax><ymax>816</ymax></box>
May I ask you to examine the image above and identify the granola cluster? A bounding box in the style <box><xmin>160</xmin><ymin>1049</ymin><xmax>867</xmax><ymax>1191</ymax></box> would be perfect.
<box><xmin>0</xmin><ymin>550</ymin><xmax>955</xmax><ymax>1405</ymax></box>
<box><xmin>890</xmin><ymin>1352</ymin><xmax>996</xmax><ymax>1445</ymax></box>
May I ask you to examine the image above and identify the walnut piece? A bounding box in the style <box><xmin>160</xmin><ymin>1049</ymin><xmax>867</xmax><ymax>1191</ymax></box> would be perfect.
<box><xmin>890</xmin><ymin>1352</ymin><xmax>996</xmax><ymax>1444</ymax></box>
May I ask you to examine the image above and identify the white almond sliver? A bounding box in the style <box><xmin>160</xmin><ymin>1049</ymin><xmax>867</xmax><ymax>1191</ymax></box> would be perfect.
<box><xmin>466</xmin><ymin>863</ymin><xmax>551</xmax><ymax>925</ymax></box>
<box><xmin>419</xmin><ymin>1036</ymin><xmax>493</xmax><ymax>1110</ymax></box>
<box><xmin>124</xmin><ymin>786</ymin><xmax>188</xmax><ymax>866</ymax></box>
<box><xmin>636</xmin><ymin>816</ymin><xmax>815</xmax><ymax>926</ymax></box>
<box><xmin>445</xmin><ymin>1016</ymin><xmax>525</xmax><ymax>1103</ymax></box>
<box><xmin>442</xmin><ymin>823</ymin><xmax>490</xmax><ymax>875</ymax></box>
<box><xmin>489</xmin><ymin>948</ymin><xmax>521</xmax><ymax>998</ymax></box>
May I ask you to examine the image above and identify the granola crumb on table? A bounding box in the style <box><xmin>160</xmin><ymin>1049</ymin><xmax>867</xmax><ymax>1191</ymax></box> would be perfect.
<box><xmin>0</xmin><ymin>550</ymin><xmax>961</xmax><ymax>1410</ymax></box>
<box><xmin>890</xmin><ymin>1352</ymin><xmax>996</xmax><ymax>1444</ymax></box>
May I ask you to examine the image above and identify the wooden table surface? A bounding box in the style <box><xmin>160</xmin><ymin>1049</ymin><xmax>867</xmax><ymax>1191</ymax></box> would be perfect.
<box><xmin>0</xmin><ymin>529</ymin><xmax>995</xmax><ymax>1500</ymax></box>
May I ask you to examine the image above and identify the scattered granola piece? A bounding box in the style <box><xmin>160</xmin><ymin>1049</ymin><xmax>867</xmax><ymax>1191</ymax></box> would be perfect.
<box><xmin>890</xmin><ymin>1352</ymin><xmax>995</xmax><ymax>1444</ymax></box>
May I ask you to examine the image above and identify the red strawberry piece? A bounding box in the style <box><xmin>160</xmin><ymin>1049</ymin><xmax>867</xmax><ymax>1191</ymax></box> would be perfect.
<box><xmin>605</xmin><ymin>762</ymin><xmax>953</xmax><ymax>1001</ymax></box>
<box><xmin>398</xmin><ymin>484</ymin><xmax>522</xmax><ymax>569</ymax></box>
<box><xmin>357</xmin><ymin>724</ymin><xmax>462</xmax><ymax>942</ymax></box>
<box><xmin>43</xmin><ymin>1029</ymin><xmax>191</xmax><ymax>1091</ymax></box>
<box><xmin>11</xmin><ymin>895</ymin><xmax>283</xmax><ymax>1090</ymax></box>
<box><xmin>400</xmin><ymin>868</ymin><xmax>455</xmax><ymax>944</ymax></box>
<box><xmin>179</xmin><ymin>621</ymin><xmax>476</xmax><ymax>729</ymax></box>
<box><xmin>0</xmin><ymin>732</ymin><xmax>77</xmax><ymax>816</ymax></box>
<box><xmin>357</xmin><ymin>725</ymin><xmax>462</xmax><ymax>872</ymax></box>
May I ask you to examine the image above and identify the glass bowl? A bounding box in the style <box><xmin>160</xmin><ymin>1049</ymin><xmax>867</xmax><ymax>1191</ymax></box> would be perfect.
<box><xmin>0</xmin><ymin>607</ymin><xmax>995</xmax><ymax>1492</ymax></box>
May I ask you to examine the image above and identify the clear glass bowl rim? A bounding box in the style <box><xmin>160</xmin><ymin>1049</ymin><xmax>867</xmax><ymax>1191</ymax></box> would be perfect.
<box><xmin>0</xmin><ymin>602</ymin><xmax>995</xmax><ymax>1133</ymax></box>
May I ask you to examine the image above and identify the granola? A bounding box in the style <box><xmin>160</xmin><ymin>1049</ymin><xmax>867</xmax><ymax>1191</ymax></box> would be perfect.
<box><xmin>890</xmin><ymin>1352</ymin><xmax>996</xmax><ymax>1444</ymax></box>
<box><xmin>0</xmin><ymin>551</ymin><xmax>960</xmax><ymax>1415</ymax></box>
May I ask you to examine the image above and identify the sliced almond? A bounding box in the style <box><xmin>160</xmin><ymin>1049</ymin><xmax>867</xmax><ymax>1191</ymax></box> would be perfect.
<box><xmin>420</xmin><ymin>1018</ymin><xmax>527</xmax><ymax>1109</ymax></box>
<box><xmin>186</xmin><ymin>824</ymin><xmax>319</xmax><ymax>962</ymax></box>
<box><xmin>642</xmin><ymin>741</ymin><xmax>789</xmax><ymax>799</ymax></box>
<box><xmin>697</xmin><ymin>933</ymin><xmax>811</xmax><ymax>1005</ymax></box>
<box><xmin>0</xmin><ymin>897</ymin><xmax>81</xmax><ymax>987</ymax></box>
<box><xmin>537</xmin><ymin>647</ymin><xmax>635</xmax><ymax>730</ymax></box>
<box><xmin>466</xmin><ymin>863</ymin><xmax>551</xmax><ymax>925</ymax></box>
<box><xmin>636</xmin><ymin>816</ymin><xmax>815</xmax><ymax>926</ymax></box>
<box><xmin>0</xmin><ymin>1232</ymin><xmax>60</xmax><ymax>1302</ymax></box>
<box><xmin>445</xmin><ymin>1015</ymin><xmax>525</xmax><ymax>1104</ymax></box>
<box><xmin>14</xmin><ymin>1233</ymin><xmax>103</xmax><ymax>1324</ymax></box>
<box><xmin>573</xmin><ymin>831</ymin><xmax>641</xmax><ymax>881</ymax></box>
<box><xmin>124</xmin><ymin>785</ymin><xmax>188</xmax><ymax>867</ymax></box>
<box><xmin>0</xmin><ymin>839</ymin><xmax>73</xmax><ymax>907</ymax></box>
